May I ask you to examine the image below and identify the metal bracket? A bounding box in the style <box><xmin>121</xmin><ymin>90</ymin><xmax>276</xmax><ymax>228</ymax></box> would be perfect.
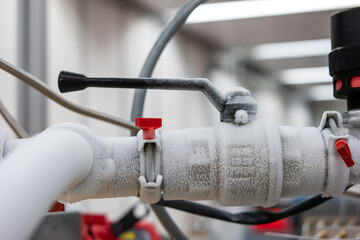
<box><xmin>137</xmin><ymin>130</ymin><xmax>162</xmax><ymax>204</ymax></box>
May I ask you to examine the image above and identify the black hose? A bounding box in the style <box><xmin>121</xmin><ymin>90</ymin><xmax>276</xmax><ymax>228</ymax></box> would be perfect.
<box><xmin>151</xmin><ymin>205</ymin><xmax>189</xmax><ymax>240</ymax></box>
<box><xmin>130</xmin><ymin>1</ymin><xmax>207</xmax><ymax>239</ymax></box>
<box><xmin>156</xmin><ymin>186</ymin><xmax>352</xmax><ymax>225</ymax></box>
<box><xmin>131</xmin><ymin>0</ymin><xmax>208</xmax><ymax>125</ymax></box>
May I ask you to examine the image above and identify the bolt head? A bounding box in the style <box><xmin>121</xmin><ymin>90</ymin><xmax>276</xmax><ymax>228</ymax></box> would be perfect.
<box><xmin>234</xmin><ymin>110</ymin><xmax>249</xmax><ymax>124</ymax></box>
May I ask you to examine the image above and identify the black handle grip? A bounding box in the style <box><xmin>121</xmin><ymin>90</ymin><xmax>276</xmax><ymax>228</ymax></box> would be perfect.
<box><xmin>58</xmin><ymin>71</ymin><xmax>87</xmax><ymax>93</ymax></box>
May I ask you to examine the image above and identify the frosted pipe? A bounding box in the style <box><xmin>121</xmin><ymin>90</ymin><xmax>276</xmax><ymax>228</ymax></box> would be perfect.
<box><xmin>51</xmin><ymin>120</ymin><xmax>359</xmax><ymax>206</ymax></box>
<box><xmin>0</xmin><ymin>129</ymin><xmax>93</xmax><ymax>240</ymax></box>
<box><xmin>2</xmin><ymin>120</ymin><xmax>360</xmax><ymax>210</ymax></box>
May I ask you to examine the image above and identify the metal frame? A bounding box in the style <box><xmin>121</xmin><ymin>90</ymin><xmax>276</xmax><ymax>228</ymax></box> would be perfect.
<box><xmin>18</xmin><ymin>0</ymin><xmax>47</xmax><ymax>135</ymax></box>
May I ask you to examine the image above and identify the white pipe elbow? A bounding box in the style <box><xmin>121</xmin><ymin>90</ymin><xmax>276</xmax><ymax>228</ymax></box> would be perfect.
<box><xmin>0</xmin><ymin>129</ymin><xmax>93</xmax><ymax>240</ymax></box>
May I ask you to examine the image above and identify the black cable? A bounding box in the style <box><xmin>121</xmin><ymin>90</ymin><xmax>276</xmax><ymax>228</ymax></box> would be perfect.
<box><xmin>130</xmin><ymin>0</ymin><xmax>207</xmax><ymax>127</ymax></box>
<box><xmin>156</xmin><ymin>186</ymin><xmax>352</xmax><ymax>225</ymax></box>
<box><xmin>111</xmin><ymin>203</ymin><xmax>150</xmax><ymax>237</ymax></box>
<box><xmin>130</xmin><ymin>1</ymin><xmax>207</xmax><ymax>239</ymax></box>
<box><xmin>150</xmin><ymin>205</ymin><xmax>189</xmax><ymax>240</ymax></box>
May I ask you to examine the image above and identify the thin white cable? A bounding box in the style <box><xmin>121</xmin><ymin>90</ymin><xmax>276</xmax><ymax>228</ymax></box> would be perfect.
<box><xmin>0</xmin><ymin>98</ymin><xmax>29</xmax><ymax>138</ymax></box>
<box><xmin>0</xmin><ymin>58</ymin><xmax>138</xmax><ymax>131</ymax></box>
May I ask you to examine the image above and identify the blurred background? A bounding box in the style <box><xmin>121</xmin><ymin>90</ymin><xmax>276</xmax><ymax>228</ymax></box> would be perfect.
<box><xmin>1</xmin><ymin>0</ymin><xmax>360</xmax><ymax>239</ymax></box>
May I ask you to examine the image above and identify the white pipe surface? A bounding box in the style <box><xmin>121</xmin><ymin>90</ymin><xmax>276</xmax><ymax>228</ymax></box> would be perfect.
<box><xmin>0</xmin><ymin>129</ymin><xmax>93</xmax><ymax>240</ymax></box>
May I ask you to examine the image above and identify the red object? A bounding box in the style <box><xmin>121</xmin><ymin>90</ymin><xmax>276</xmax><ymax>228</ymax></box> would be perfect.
<box><xmin>350</xmin><ymin>76</ymin><xmax>360</xmax><ymax>88</ymax></box>
<box><xmin>82</xmin><ymin>214</ymin><xmax>116</xmax><ymax>240</ymax></box>
<box><xmin>335</xmin><ymin>139</ymin><xmax>355</xmax><ymax>167</ymax></box>
<box><xmin>251</xmin><ymin>208</ymin><xmax>293</xmax><ymax>233</ymax></box>
<box><xmin>135</xmin><ymin>118</ymin><xmax>162</xmax><ymax>139</ymax></box>
<box><xmin>251</xmin><ymin>219</ymin><xmax>293</xmax><ymax>233</ymax></box>
<box><xmin>133</xmin><ymin>221</ymin><xmax>161</xmax><ymax>240</ymax></box>
<box><xmin>49</xmin><ymin>201</ymin><xmax>65</xmax><ymax>212</ymax></box>
<box><xmin>335</xmin><ymin>79</ymin><xmax>342</xmax><ymax>90</ymax></box>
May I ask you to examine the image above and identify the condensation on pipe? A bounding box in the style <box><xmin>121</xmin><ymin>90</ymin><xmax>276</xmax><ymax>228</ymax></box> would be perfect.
<box><xmin>0</xmin><ymin>129</ymin><xmax>93</xmax><ymax>240</ymax></box>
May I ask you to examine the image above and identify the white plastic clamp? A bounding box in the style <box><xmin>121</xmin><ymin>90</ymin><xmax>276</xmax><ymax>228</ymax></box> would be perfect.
<box><xmin>137</xmin><ymin>130</ymin><xmax>163</xmax><ymax>204</ymax></box>
<box><xmin>318</xmin><ymin>111</ymin><xmax>350</xmax><ymax>197</ymax></box>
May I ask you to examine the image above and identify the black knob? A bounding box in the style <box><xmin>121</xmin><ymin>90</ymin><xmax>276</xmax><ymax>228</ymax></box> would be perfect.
<box><xmin>329</xmin><ymin>7</ymin><xmax>360</xmax><ymax>111</ymax></box>
<box><xmin>58</xmin><ymin>71</ymin><xmax>87</xmax><ymax>93</ymax></box>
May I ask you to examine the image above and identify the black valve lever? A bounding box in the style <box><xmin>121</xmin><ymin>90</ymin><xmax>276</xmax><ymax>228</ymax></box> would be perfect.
<box><xmin>58</xmin><ymin>71</ymin><xmax>258</xmax><ymax>122</ymax></box>
<box><xmin>58</xmin><ymin>71</ymin><xmax>227</xmax><ymax>112</ymax></box>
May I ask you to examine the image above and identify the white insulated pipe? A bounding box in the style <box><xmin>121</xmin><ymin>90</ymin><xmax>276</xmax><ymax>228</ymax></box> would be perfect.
<box><xmin>0</xmin><ymin>129</ymin><xmax>93</xmax><ymax>240</ymax></box>
<box><xmin>160</xmin><ymin>120</ymin><xmax>327</xmax><ymax>207</ymax></box>
<box><xmin>2</xmin><ymin>119</ymin><xmax>359</xmax><ymax>211</ymax></box>
<box><xmin>44</xmin><ymin>120</ymin><xmax>345</xmax><ymax>207</ymax></box>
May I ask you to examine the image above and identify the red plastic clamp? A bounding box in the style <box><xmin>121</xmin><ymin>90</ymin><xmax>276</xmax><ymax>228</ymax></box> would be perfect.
<box><xmin>135</xmin><ymin>118</ymin><xmax>162</xmax><ymax>140</ymax></box>
<box><xmin>335</xmin><ymin>139</ymin><xmax>355</xmax><ymax>167</ymax></box>
<box><xmin>49</xmin><ymin>201</ymin><xmax>65</xmax><ymax>212</ymax></box>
